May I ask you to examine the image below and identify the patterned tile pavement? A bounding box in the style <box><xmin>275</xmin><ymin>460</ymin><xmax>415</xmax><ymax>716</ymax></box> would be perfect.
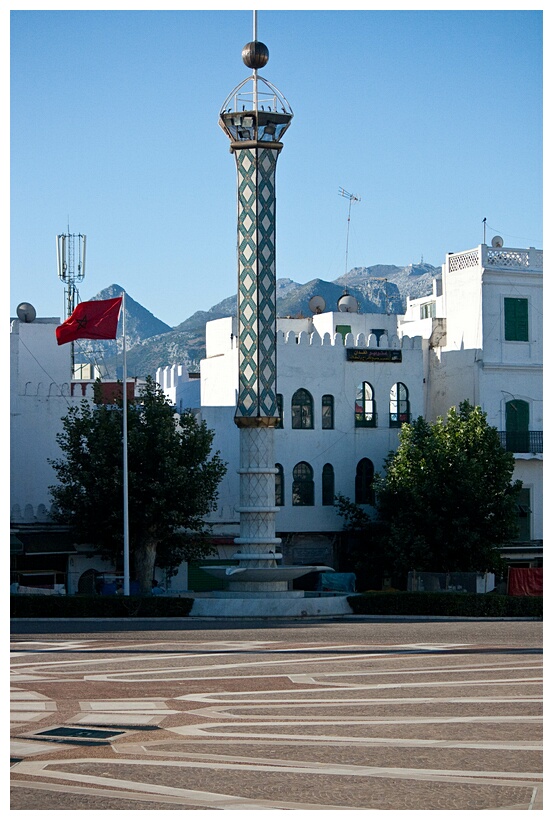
<box><xmin>10</xmin><ymin>619</ymin><xmax>542</xmax><ymax>811</ymax></box>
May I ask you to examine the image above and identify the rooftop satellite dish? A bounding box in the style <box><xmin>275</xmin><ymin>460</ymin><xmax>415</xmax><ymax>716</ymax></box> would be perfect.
<box><xmin>16</xmin><ymin>302</ymin><xmax>36</xmax><ymax>323</ymax></box>
<box><xmin>337</xmin><ymin>292</ymin><xmax>359</xmax><ymax>313</ymax></box>
<box><xmin>491</xmin><ymin>235</ymin><xmax>504</xmax><ymax>248</ymax></box>
<box><xmin>308</xmin><ymin>295</ymin><xmax>326</xmax><ymax>315</ymax></box>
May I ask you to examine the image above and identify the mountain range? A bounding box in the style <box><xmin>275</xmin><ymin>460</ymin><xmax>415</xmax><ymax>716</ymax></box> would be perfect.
<box><xmin>76</xmin><ymin>263</ymin><xmax>439</xmax><ymax>379</ymax></box>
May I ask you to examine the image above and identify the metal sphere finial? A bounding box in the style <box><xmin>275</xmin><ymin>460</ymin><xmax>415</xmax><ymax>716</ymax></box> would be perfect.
<box><xmin>242</xmin><ymin>41</ymin><xmax>269</xmax><ymax>69</ymax></box>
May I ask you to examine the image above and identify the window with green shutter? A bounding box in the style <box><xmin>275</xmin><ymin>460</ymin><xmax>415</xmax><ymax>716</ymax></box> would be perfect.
<box><xmin>335</xmin><ymin>324</ymin><xmax>352</xmax><ymax>343</ymax></box>
<box><xmin>504</xmin><ymin>298</ymin><xmax>528</xmax><ymax>341</ymax></box>
<box><xmin>514</xmin><ymin>487</ymin><xmax>531</xmax><ymax>542</ymax></box>
<box><xmin>505</xmin><ymin>399</ymin><xmax>530</xmax><ymax>453</ymax></box>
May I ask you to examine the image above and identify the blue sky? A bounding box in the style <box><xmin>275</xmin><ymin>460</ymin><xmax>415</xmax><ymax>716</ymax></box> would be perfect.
<box><xmin>10</xmin><ymin>6</ymin><xmax>543</xmax><ymax>328</ymax></box>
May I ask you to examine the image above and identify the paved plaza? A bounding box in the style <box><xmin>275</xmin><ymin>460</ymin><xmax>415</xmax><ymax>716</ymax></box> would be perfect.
<box><xmin>10</xmin><ymin>617</ymin><xmax>542</xmax><ymax>811</ymax></box>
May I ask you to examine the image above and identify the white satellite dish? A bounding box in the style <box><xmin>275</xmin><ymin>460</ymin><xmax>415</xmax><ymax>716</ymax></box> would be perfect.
<box><xmin>337</xmin><ymin>292</ymin><xmax>359</xmax><ymax>313</ymax></box>
<box><xmin>308</xmin><ymin>295</ymin><xmax>326</xmax><ymax>314</ymax></box>
<box><xmin>16</xmin><ymin>302</ymin><xmax>36</xmax><ymax>323</ymax></box>
<box><xmin>491</xmin><ymin>235</ymin><xmax>504</xmax><ymax>248</ymax></box>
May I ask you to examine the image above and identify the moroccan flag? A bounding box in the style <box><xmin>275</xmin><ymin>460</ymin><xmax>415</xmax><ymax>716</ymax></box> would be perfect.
<box><xmin>56</xmin><ymin>297</ymin><xmax>123</xmax><ymax>345</ymax></box>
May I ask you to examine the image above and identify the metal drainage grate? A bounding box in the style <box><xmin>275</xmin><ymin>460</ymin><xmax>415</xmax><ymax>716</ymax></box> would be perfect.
<box><xmin>35</xmin><ymin>727</ymin><xmax>125</xmax><ymax>740</ymax></box>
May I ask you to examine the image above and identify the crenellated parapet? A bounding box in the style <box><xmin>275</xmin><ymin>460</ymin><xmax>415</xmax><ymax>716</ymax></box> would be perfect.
<box><xmin>18</xmin><ymin>382</ymin><xmax>102</xmax><ymax>398</ymax></box>
<box><xmin>276</xmin><ymin>330</ymin><xmax>423</xmax><ymax>349</ymax></box>
<box><xmin>11</xmin><ymin>502</ymin><xmax>55</xmax><ymax>523</ymax></box>
<box><xmin>155</xmin><ymin>364</ymin><xmax>188</xmax><ymax>391</ymax></box>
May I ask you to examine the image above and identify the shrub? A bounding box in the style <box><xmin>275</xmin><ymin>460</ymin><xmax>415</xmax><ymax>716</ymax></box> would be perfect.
<box><xmin>10</xmin><ymin>594</ymin><xmax>194</xmax><ymax>619</ymax></box>
<box><xmin>347</xmin><ymin>591</ymin><xmax>542</xmax><ymax>618</ymax></box>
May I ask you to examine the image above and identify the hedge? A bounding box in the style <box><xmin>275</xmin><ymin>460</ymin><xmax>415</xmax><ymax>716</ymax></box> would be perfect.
<box><xmin>10</xmin><ymin>591</ymin><xmax>542</xmax><ymax>619</ymax></box>
<box><xmin>10</xmin><ymin>594</ymin><xmax>194</xmax><ymax>619</ymax></box>
<box><xmin>346</xmin><ymin>591</ymin><xmax>542</xmax><ymax>618</ymax></box>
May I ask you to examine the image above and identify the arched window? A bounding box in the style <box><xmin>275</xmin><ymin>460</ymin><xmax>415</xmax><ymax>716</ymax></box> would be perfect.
<box><xmin>322</xmin><ymin>463</ymin><xmax>335</xmax><ymax>506</ymax></box>
<box><xmin>291</xmin><ymin>388</ymin><xmax>314</xmax><ymax>429</ymax></box>
<box><xmin>355</xmin><ymin>458</ymin><xmax>375</xmax><ymax>505</ymax></box>
<box><xmin>292</xmin><ymin>461</ymin><xmax>314</xmax><ymax>506</ymax></box>
<box><xmin>322</xmin><ymin>394</ymin><xmax>334</xmax><ymax>429</ymax></box>
<box><xmin>275</xmin><ymin>463</ymin><xmax>284</xmax><ymax>506</ymax></box>
<box><xmin>77</xmin><ymin>568</ymin><xmax>101</xmax><ymax>595</ymax></box>
<box><xmin>389</xmin><ymin>383</ymin><xmax>410</xmax><ymax>427</ymax></box>
<box><xmin>355</xmin><ymin>382</ymin><xmax>376</xmax><ymax>427</ymax></box>
<box><xmin>276</xmin><ymin>394</ymin><xmax>284</xmax><ymax>429</ymax></box>
<box><xmin>506</xmin><ymin>399</ymin><xmax>530</xmax><ymax>453</ymax></box>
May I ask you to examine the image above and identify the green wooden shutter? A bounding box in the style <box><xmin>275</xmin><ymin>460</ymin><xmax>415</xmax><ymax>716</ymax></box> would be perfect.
<box><xmin>335</xmin><ymin>324</ymin><xmax>352</xmax><ymax>343</ymax></box>
<box><xmin>504</xmin><ymin>298</ymin><xmax>528</xmax><ymax>341</ymax></box>
<box><xmin>515</xmin><ymin>488</ymin><xmax>531</xmax><ymax>542</ymax></box>
<box><xmin>506</xmin><ymin>400</ymin><xmax>530</xmax><ymax>452</ymax></box>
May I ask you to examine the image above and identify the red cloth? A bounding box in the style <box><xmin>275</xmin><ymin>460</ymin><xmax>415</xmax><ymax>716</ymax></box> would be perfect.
<box><xmin>508</xmin><ymin>567</ymin><xmax>543</xmax><ymax>596</ymax></box>
<box><xmin>56</xmin><ymin>297</ymin><xmax>122</xmax><ymax>345</ymax></box>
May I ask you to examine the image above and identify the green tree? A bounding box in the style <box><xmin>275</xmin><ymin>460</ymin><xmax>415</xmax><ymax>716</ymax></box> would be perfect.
<box><xmin>334</xmin><ymin>493</ymin><xmax>388</xmax><ymax>590</ymax></box>
<box><xmin>375</xmin><ymin>401</ymin><xmax>521</xmax><ymax>578</ymax></box>
<box><xmin>49</xmin><ymin>376</ymin><xmax>227</xmax><ymax>593</ymax></box>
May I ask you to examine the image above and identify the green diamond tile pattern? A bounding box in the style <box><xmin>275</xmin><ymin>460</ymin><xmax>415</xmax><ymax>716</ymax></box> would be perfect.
<box><xmin>235</xmin><ymin>146</ymin><xmax>279</xmax><ymax>419</ymax></box>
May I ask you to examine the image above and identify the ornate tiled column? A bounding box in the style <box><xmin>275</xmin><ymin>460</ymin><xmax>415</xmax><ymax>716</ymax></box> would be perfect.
<box><xmin>219</xmin><ymin>40</ymin><xmax>293</xmax><ymax>592</ymax></box>
<box><xmin>234</xmin><ymin>145</ymin><xmax>279</xmax><ymax>425</ymax></box>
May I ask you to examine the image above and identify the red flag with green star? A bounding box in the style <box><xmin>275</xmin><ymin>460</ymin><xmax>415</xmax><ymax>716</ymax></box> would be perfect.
<box><xmin>55</xmin><ymin>297</ymin><xmax>123</xmax><ymax>345</ymax></box>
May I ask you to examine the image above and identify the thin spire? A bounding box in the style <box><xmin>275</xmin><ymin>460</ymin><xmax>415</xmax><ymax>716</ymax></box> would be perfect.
<box><xmin>253</xmin><ymin>10</ymin><xmax>258</xmax><ymax>110</ymax></box>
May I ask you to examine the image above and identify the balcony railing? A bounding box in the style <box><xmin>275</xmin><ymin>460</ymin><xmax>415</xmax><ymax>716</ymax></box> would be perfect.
<box><xmin>447</xmin><ymin>245</ymin><xmax>543</xmax><ymax>274</ymax></box>
<box><xmin>355</xmin><ymin>413</ymin><xmax>378</xmax><ymax>428</ymax></box>
<box><xmin>389</xmin><ymin>412</ymin><xmax>411</xmax><ymax>429</ymax></box>
<box><xmin>498</xmin><ymin>431</ymin><xmax>543</xmax><ymax>454</ymax></box>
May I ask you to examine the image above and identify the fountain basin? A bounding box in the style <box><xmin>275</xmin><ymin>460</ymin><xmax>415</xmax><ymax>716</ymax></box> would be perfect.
<box><xmin>200</xmin><ymin>565</ymin><xmax>334</xmax><ymax>583</ymax></box>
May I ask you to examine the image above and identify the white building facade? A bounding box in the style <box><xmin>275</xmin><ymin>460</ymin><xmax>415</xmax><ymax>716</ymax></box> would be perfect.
<box><xmin>197</xmin><ymin>311</ymin><xmax>425</xmax><ymax>569</ymax></box>
<box><xmin>10</xmin><ymin>241</ymin><xmax>542</xmax><ymax>594</ymax></box>
<box><xmin>9</xmin><ymin>315</ymin><xmax>168</xmax><ymax>594</ymax></box>
<box><xmin>194</xmin><ymin>242</ymin><xmax>543</xmax><ymax>574</ymax></box>
<box><xmin>401</xmin><ymin>243</ymin><xmax>543</xmax><ymax>563</ymax></box>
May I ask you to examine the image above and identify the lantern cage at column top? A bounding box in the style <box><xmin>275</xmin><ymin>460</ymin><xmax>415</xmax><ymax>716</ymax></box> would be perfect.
<box><xmin>219</xmin><ymin>76</ymin><xmax>293</xmax><ymax>144</ymax></box>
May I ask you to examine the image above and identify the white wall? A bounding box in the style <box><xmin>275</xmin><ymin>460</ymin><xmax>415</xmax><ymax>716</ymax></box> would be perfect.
<box><xmin>10</xmin><ymin>317</ymin><xmax>82</xmax><ymax>515</ymax></box>
<box><xmin>201</xmin><ymin>317</ymin><xmax>425</xmax><ymax>535</ymax></box>
<box><xmin>155</xmin><ymin>364</ymin><xmax>201</xmax><ymax>412</ymax></box>
<box><xmin>441</xmin><ymin>248</ymin><xmax>485</xmax><ymax>352</ymax></box>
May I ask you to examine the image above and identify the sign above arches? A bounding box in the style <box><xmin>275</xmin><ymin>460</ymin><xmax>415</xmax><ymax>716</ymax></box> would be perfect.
<box><xmin>347</xmin><ymin>349</ymin><xmax>402</xmax><ymax>363</ymax></box>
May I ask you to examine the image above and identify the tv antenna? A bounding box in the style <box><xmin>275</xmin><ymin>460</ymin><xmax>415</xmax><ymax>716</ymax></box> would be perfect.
<box><xmin>338</xmin><ymin>187</ymin><xmax>360</xmax><ymax>290</ymax></box>
<box><xmin>56</xmin><ymin>225</ymin><xmax>86</xmax><ymax>320</ymax></box>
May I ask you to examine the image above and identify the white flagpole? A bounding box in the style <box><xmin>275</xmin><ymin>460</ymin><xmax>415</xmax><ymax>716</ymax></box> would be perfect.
<box><xmin>122</xmin><ymin>291</ymin><xmax>130</xmax><ymax>596</ymax></box>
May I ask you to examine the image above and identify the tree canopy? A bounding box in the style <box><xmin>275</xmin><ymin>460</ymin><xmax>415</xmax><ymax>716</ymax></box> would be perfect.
<box><xmin>49</xmin><ymin>377</ymin><xmax>227</xmax><ymax>592</ymax></box>
<box><xmin>374</xmin><ymin>401</ymin><xmax>521</xmax><ymax>578</ymax></box>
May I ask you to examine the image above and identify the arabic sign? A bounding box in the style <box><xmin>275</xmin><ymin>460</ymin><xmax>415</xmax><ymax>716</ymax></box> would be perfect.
<box><xmin>346</xmin><ymin>349</ymin><xmax>402</xmax><ymax>363</ymax></box>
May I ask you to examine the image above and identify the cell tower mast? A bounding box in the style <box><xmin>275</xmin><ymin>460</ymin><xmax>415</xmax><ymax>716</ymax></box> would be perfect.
<box><xmin>56</xmin><ymin>226</ymin><xmax>86</xmax><ymax>372</ymax></box>
<box><xmin>56</xmin><ymin>227</ymin><xmax>86</xmax><ymax>319</ymax></box>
